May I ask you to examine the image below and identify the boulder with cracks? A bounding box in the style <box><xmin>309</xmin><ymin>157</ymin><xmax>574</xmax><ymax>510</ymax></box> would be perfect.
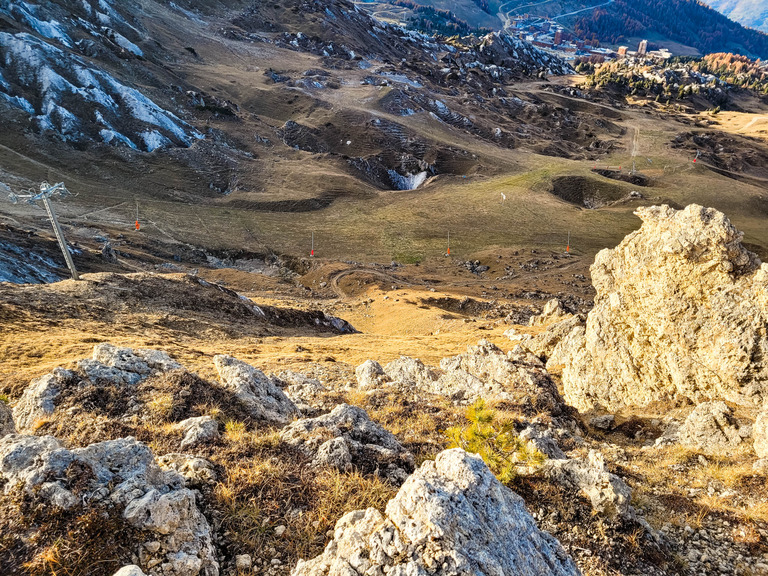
<box><xmin>561</xmin><ymin>205</ymin><xmax>768</xmax><ymax>411</ymax></box>
<box><xmin>279</xmin><ymin>404</ymin><xmax>414</xmax><ymax>484</ymax></box>
<box><xmin>292</xmin><ymin>448</ymin><xmax>580</xmax><ymax>576</ymax></box>
<box><xmin>213</xmin><ymin>355</ymin><xmax>299</xmax><ymax>425</ymax></box>
<box><xmin>0</xmin><ymin>434</ymin><xmax>218</xmax><ymax>576</ymax></box>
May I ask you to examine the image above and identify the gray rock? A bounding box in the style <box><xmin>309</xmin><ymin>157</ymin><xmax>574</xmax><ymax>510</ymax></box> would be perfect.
<box><xmin>79</xmin><ymin>344</ymin><xmax>182</xmax><ymax>386</ymax></box>
<box><xmin>679</xmin><ymin>402</ymin><xmax>746</xmax><ymax>454</ymax></box>
<box><xmin>178</xmin><ymin>416</ymin><xmax>220</xmax><ymax>450</ymax></box>
<box><xmin>0</xmin><ymin>400</ymin><xmax>15</xmax><ymax>437</ymax></box>
<box><xmin>520</xmin><ymin>425</ymin><xmax>566</xmax><ymax>459</ymax></box>
<box><xmin>278</xmin><ymin>371</ymin><xmax>328</xmax><ymax>413</ymax></box>
<box><xmin>438</xmin><ymin>340</ymin><xmax>565</xmax><ymax>413</ymax></box>
<box><xmin>158</xmin><ymin>453</ymin><xmax>217</xmax><ymax>487</ymax></box>
<box><xmin>754</xmin><ymin>410</ymin><xmax>768</xmax><ymax>459</ymax></box>
<box><xmin>12</xmin><ymin>368</ymin><xmax>78</xmax><ymax>431</ymax></box>
<box><xmin>280</xmin><ymin>404</ymin><xmax>413</xmax><ymax>484</ymax></box>
<box><xmin>590</xmin><ymin>414</ymin><xmax>615</xmax><ymax>431</ymax></box>
<box><xmin>383</xmin><ymin>356</ymin><xmax>439</xmax><ymax>389</ymax></box>
<box><xmin>542</xmin><ymin>450</ymin><xmax>634</xmax><ymax>520</ymax></box>
<box><xmin>291</xmin><ymin>448</ymin><xmax>580</xmax><ymax>576</ymax></box>
<box><xmin>235</xmin><ymin>555</ymin><xmax>252</xmax><ymax>572</ymax></box>
<box><xmin>0</xmin><ymin>434</ymin><xmax>218</xmax><ymax>576</ymax></box>
<box><xmin>113</xmin><ymin>567</ymin><xmax>148</xmax><ymax>576</ymax></box>
<box><xmin>214</xmin><ymin>355</ymin><xmax>299</xmax><ymax>425</ymax></box>
<box><xmin>355</xmin><ymin>360</ymin><xmax>389</xmax><ymax>390</ymax></box>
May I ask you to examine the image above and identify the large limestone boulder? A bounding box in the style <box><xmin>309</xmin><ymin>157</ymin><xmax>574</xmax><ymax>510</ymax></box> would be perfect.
<box><xmin>678</xmin><ymin>401</ymin><xmax>748</xmax><ymax>454</ymax></box>
<box><xmin>0</xmin><ymin>400</ymin><xmax>15</xmax><ymax>436</ymax></box>
<box><xmin>561</xmin><ymin>205</ymin><xmax>768</xmax><ymax>411</ymax></box>
<box><xmin>291</xmin><ymin>448</ymin><xmax>580</xmax><ymax>576</ymax></box>
<box><xmin>280</xmin><ymin>404</ymin><xmax>414</xmax><ymax>483</ymax></box>
<box><xmin>213</xmin><ymin>355</ymin><xmax>299</xmax><ymax>424</ymax></box>
<box><xmin>438</xmin><ymin>340</ymin><xmax>566</xmax><ymax>413</ymax></box>
<box><xmin>0</xmin><ymin>434</ymin><xmax>218</xmax><ymax>576</ymax></box>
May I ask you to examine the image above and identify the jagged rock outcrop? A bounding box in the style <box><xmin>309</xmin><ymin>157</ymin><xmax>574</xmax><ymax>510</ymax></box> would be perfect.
<box><xmin>13</xmin><ymin>344</ymin><xmax>182</xmax><ymax>431</ymax></box>
<box><xmin>678</xmin><ymin>402</ymin><xmax>749</xmax><ymax>454</ymax></box>
<box><xmin>561</xmin><ymin>205</ymin><xmax>768</xmax><ymax>411</ymax></box>
<box><xmin>278</xmin><ymin>371</ymin><xmax>329</xmax><ymax>414</ymax></box>
<box><xmin>0</xmin><ymin>435</ymin><xmax>218</xmax><ymax>576</ymax></box>
<box><xmin>80</xmin><ymin>343</ymin><xmax>182</xmax><ymax>385</ymax></box>
<box><xmin>291</xmin><ymin>448</ymin><xmax>580</xmax><ymax>576</ymax></box>
<box><xmin>177</xmin><ymin>416</ymin><xmax>220</xmax><ymax>451</ymax></box>
<box><xmin>753</xmin><ymin>410</ymin><xmax>768</xmax><ymax>459</ymax></box>
<box><xmin>13</xmin><ymin>368</ymin><xmax>79</xmax><ymax>430</ymax></box>
<box><xmin>213</xmin><ymin>355</ymin><xmax>299</xmax><ymax>424</ymax></box>
<box><xmin>528</xmin><ymin>298</ymin><xmax>571</xmax><ymax>326</ymax></box>
<box><xmin>0</xmin><ymin>401</ymin><xmax>15</xmax><ymax>436</ymax></box>
<box><xmin>158</xmin><ymin>453</ymin><xmax>217</xmax><ymax>487</ymax></box>
<box><xmin>542</xmin><ymin>450</ymin><xmax>634</xmax><ymax>520</ymax></box>
<box><xmin>384</xmin><ymin>356</ymin><xmax>439</xmax><ymax>389</ymax></box>
<box><xmin>438</xmin><ymin>340</ymin><xmax>566</xmax><ymax>413</ymax></box>
<box><xmin>279</xmin><ymin>404</ymin><xmax>414</xmax><ymax>483</ymax></box>
<box><xmin>521</xmin><ymin>314</ymin><xmax>585</xmax><ymax>370</ymax></box>
<box><xmin>355</xmin><ymin>360</ymin><xmax>389</xmax><ymax>390</ymax></box>
<box><xmin>520</xmin><ymin>425</ymin><xmax>567</xmax><ymax>459</ymax></box>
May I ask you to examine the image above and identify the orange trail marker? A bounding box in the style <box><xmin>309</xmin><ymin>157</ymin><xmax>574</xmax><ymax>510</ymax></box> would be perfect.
<box><xmin>310</xmin><ymin>231</ymin><xmax>314</xmax><ymax>257</ymax></box>
<box><xmin>135</xmin><ymin>220</ymin><xmax>140</xmax><ymax>230</ymax></box>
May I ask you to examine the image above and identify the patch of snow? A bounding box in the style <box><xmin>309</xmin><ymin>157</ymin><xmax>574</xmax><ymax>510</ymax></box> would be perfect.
<box><xmin>111</xmin><ymin>31</ymin><xmax>143</xmax><ymax>56</ymax></box>
<box><xmin>100</xmin><ymin>128</ymin><xmax>136</xmax><ymax>148</ymax></box>
<box><xmin>141</xmin><ymin>130</ymin><xmax>171</xmax><ymax>152</ymax></box>
<box><xmin>388</xmin><ymin>170</ymin><xmax>428</xmax><ymax>191</ymax></box>
<box><xmin>0</xmin><ymin>240</ymin><xmax>63</xmax><ymax>284</ymax></box>
<box><xmin>0</xmin><ymin>92</ymin><xmax>35</xmax><ymax>114</ymax></box>
<box><xmin>5</xmin><ymin>3</ymin><xmax>73</xmax><ymax>47</ymax></box>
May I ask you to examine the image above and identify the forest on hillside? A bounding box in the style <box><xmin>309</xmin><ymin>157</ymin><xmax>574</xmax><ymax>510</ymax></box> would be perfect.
<box><xmin>572</xmin><ymin>0</ymin><xmax>768</xmax><ymax>58</ymax></box>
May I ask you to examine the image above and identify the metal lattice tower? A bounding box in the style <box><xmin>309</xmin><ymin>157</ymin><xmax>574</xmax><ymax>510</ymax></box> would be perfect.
<box><xmin>6</xmin><ymin>180</ymin><xmax>80</xmax><ymax>281</ymax></box>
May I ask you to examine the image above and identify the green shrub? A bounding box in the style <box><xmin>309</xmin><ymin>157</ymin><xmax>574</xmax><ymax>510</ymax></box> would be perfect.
<box><xmin>445</xmin><ymin>399</ymin><xmax>545</xmax><ymax>484</ymax></box>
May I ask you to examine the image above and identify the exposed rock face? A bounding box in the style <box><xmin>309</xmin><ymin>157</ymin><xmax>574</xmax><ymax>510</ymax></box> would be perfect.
<box><xmin>384</xmin><ymin>356</ymin><xmax>439</xmax><ymax>389</ymax></box>
<box><xmin>0</xmin><ymin>435</ymin><xmax>218</xmax><ymax>576</ymax></box>
<box><xmin>280</xmin><ymin>404</ymin><xmax>414</xmax><ymax>483</ymax></box>
<box><xmin>520</xmin><ymin>425</ymin><xmax>567</xmax><ymax>460</ymax></box>
<box><xmin>213</xmin><ymin>355</ymin><xmax>299</xmax><ymax>424</ymax></box>
<box><xmin>561</xmin><ymin>205</ymin><xmax>768</xmax><ymax>411</ymax></box>
<box><xmin>355</xmin><ymin>360</ymin><xmax>389</xmax><ymax>390</ymax></box>
<box><xmin>678</xmin><ymin>402</ymin><xmax>748</xmax><ymax>454</ymax></box>
<box><xmin>13</xmin><ymin>344</ymin><xmax>182</xmax><ymax>431</ymax></box>
<box><xmin>753</xmin><ymin>410</ymin><xmax>768</xmax><ymax>459</ymax></box>
<box><xmin>13</xmin><ymin>368</ymin><xmax>79</xmax><ymax>430</ymax></box>
<box><xmin>80</xmin><ymin>343</ymin><xmax>181</xmax><ymax>385</ymax></box>
<box><xmin>522</xmin><ymin>314</ymin><xmax>585</xmax><ymax>370</ymax></box>
<box><xmin>438</xmin><ymin>340</ymin><xmax>566</xmax><ymax>413</ymax></box>
<box><xmin>278</xmin><ymin>371</ymin><xmax>329</xmax><ymax>414</ymax></box>
<box><xmin>0</xmin><ymin>401</ymin><xmax>15</xmax><ymax>436</ymax></box>
<box><xmin>542</xmin><ymin>450</ymin><xmax>634</xmax><ymax>520</ymax></box>
<box><xmin>529</xmin><ymin>298</ymin><xmax>570</xmax><ymax>326</ymax></box>
<box><xmin>178</xmin><ymin>416</ymin><xmax>220</xmax><ymax>451</ymax></box>
<box><xmin>292</xmin><ymin>448</ymin><xmax>580</xmax><ymax>576</ymax></box>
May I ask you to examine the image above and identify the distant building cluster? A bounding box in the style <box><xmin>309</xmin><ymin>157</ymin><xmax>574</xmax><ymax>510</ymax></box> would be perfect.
<box><xmin>506</xmin><ymin>14</ymin><xmax>672</xmax><ymax>63</ymax></box>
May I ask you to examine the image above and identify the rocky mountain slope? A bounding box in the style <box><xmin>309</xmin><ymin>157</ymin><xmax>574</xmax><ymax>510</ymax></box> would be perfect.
<box><xmin>1</xmin><ymin>203</ymin><xmax>768</xmax><ymax>576</ymax></box>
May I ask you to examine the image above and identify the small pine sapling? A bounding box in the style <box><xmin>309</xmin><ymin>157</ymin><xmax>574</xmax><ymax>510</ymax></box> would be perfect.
<box><xmin>445</xmin><ymin>399</ymin><xmax>545</xmax><ymax>484</ymax></box>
